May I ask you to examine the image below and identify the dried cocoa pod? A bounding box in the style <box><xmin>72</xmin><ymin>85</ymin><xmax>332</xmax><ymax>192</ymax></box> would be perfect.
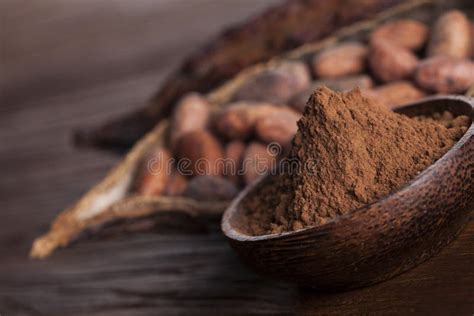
<box><xmin>224</xmin><ymin>141</ymin><xmax>246</xmax><ymax>186</ymax></box>
<box><xmin>290</xmin><ymin>75</ymin><xmax>374</xmax><ymax>112</ymax></box>
<box><xmin>214</xmin><ymin>102</ymin><xmax>296</xmax><ymax>140</ymax></box>
<box><xmin>242</xmin><ymin>142</ymin><xmax>278</xmax><ymax>185</ymax></box>
<box><xmin>255</xmin><ymin>110</ymin><xmax>301</xmax><ymax>146</ymax></box>
<box><xmin>183</xmin><ymin>175</ymin><xmax>238</xmax><ymax>202</ymax></box>
<box><xmin>311</xmin><ymin>42</ymin><xmax>368</xmax><ymax>78</ymax></box>
<box><xmin>169</xmin><ymin>93</ymin><xmax>210</xmax><ymax>150</ymax></box>
<box><xmin>414</xmin><ymin>56</ymin><xmax>474</xmax><ymax>94</ymax></box>
<box><xmin>362</xmin><ymin>81</ymin><xmax>425</xmax><ymax>109</ymax></box>
<box><xmin>175</xmin><ymin>130</ymin><xmax>224</xmax><ymax>176</ymax></box>
<box><xmin>427</xmin><ymin>10</ymin><xmax>471</xmax><ymax>59</ymax></box>
<box><xmin>135</xmin><ymin>148</ymin><xmax>172</xmax><ymax>196</ymax></box>
<box><xmin>31</xmin><ymin>195</ymin><xmax>229</xmax><ymax>259</ymax></box>
<box><xmin>370</xmin><ymin>19</ymin><xmax>428</xmax><ymax>50</ymax></box>
<box><xmin>164</xmin><ymin>172</ymin><xmax>188</xmax><ymax>197</ymax></box>
<box><xmin>368</xmin><ymin>40</ymin><xmax>418</xmax><ymax>83</ymax></box>
<box><xmin>231</xmin><ymin>61</ymin><xmax>310</xmax><ymax>104</ymax></box>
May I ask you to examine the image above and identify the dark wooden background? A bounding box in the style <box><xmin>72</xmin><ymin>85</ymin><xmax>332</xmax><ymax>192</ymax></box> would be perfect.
<box><xmin>1</xmin><ymin>0</ymin><xmax>473</xmax><ymax>315</ymax></box>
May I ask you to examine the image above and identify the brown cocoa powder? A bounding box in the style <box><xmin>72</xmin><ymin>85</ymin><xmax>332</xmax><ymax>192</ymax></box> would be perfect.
<box><xmin>244</xmin><ymin>87</ymin><xmax>469</xmax><ymax>235</ymax></box>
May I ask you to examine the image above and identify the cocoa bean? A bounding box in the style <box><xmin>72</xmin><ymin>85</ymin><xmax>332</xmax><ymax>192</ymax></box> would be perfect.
<box><xmin>175</xmin><ymin>130</ymin><xmax>224</xmax><ymax>176</ymax></box>
<box><xmin>169</xmin><ymin>93</ymin><xmax>211</xmax><ymax>149</ymax></box>
<box><xmin>183</xmin><ymin>176</ymin><xmax>238</xmax><ymax>201</ymax></box>
<box><xmin>242</xmin><ymin>142</ymin><xmax>278</xmax><ymax>185</ymax></box>
<box><xmin>370</xmin><ymin>19</ymin><xmax>428</xmax><ymax>51</ymax></box>
<box><xmin>232</xmin><ymin>61</ymin><xmax>310</xmax><ymax>104</ymax></box>
<box><xmin>255</xmin><ymin>110</ymin><xmax>300</xmax><ymax>146</ymax></box>
<box><xmin>415</xmin><ymin>56</ymin><xmax>474</xmax><ymax>94</ymax></box>
<box><xmin>312</xmin><ymin>42</ymin><xmax>368</xmax><ymax>78</ymax></box>
<box><xmin>427</xmin><ymin>10</ymin><xmax>471</xmax><ymax>59</ymax></box>
<box><xmin>135</xmin><ymin>148</ymin><xmax>172</xmax><ymax>196</ymax></box>
<box><xmin>369</xmin><ymin>40</ymin><xmax>418</xmax><ymax>83</ymax></box>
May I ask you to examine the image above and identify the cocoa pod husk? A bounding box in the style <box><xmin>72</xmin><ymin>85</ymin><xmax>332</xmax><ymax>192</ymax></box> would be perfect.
<box><xmin>31</xmin><ymin>195</ymin><xmax>229</xmax><ymax>259</ymax></box>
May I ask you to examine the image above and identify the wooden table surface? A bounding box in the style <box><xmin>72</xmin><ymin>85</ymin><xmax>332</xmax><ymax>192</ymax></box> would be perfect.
<box><xmin>1</xmin><ymin>1</ymin><xmax>473</xmax><ymax>315</ymax></box>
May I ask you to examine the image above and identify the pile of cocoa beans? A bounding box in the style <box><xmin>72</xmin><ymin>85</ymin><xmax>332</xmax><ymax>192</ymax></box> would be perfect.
<box><xmin>135</xmin><ymin>10</ymin><xmax>474</xmax><ymax>201</ymax></box>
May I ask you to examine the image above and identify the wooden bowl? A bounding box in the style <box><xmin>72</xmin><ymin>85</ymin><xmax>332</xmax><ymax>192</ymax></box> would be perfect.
<box><xmin>222</xmin><ymin>95</ymin><xmax>474</xmax><ymax>290</ymax></box>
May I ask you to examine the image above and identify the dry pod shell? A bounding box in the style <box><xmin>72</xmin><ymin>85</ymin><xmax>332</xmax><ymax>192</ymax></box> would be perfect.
<box><xmin>370</xmin><ymin>19</ymin><xmax>428</xmax><ymax>50</ymax></box>
<box><xmin>311</xmin><ymin>42</ymin><xmax>368</xmax><ymax>78</ymax></box>
<box><xmin>183</xmin><ymin>176</ymin><xmax>238</xmax><ymax>202</ymax></box>
<box><xmin>427</xmin><ymin>10</ymin><xmax>471</xmax><ymax>58</ymax></box>
<box><xmin>415</xmin><ymin>56</ymin><xmax>474</xmax><ymax>94</ymax></box>
<box><xmin>255</xmin><ymin>110</ymin><xmax>301</xmax><ymax>146</ymax></box>
<box><xmin>369</xmin><ymin>40</ymin><xmax>418</xmax><ymax>83</ymax></box>
<box><xmin>135</xmin><ymin>148</ymin><xmax>172</xmax><ymax>196</ymax></box>
<box><xmin>169</xmin><ymin>93</ymin><xmax>211</xmax><ymax>149</ymax></box>
<box><xmin>175</xmin><ymin>130</ymin><xmax>224</xmax><ymax>176</ymax></box>
<box><xmin>362</xmin><ymin>81</ymin><xmax>425</xmax><ymax>109</ymax></box>
<box><xmin>231</xmin><ymin>61</ymin><xmax>310</xmax><ymax>104</ymax></box>
<box><xmin>290</xmin><ymin>75</ymin><xmax>374</xmax><ymax>112</ymax></box>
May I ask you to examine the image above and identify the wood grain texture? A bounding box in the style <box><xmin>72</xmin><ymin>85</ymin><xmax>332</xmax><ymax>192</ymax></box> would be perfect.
<box><xmin>0</xmin><ymin>0</ymin><xmax>473</xmax><ymax>315</ymax></box>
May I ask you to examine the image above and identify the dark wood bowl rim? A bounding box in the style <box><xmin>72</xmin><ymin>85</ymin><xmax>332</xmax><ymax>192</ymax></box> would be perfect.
<box><xmin>222</xmin><ymin>95</ymin><xmax>474</xmax><ymax>242</ymax></box>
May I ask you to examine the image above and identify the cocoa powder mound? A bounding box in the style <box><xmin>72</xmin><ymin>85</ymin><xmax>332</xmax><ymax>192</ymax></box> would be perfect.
<box><xmin>244</xmin><ymin>87</ymin><xmax>469</xmax><ymax>235</ymax></box>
